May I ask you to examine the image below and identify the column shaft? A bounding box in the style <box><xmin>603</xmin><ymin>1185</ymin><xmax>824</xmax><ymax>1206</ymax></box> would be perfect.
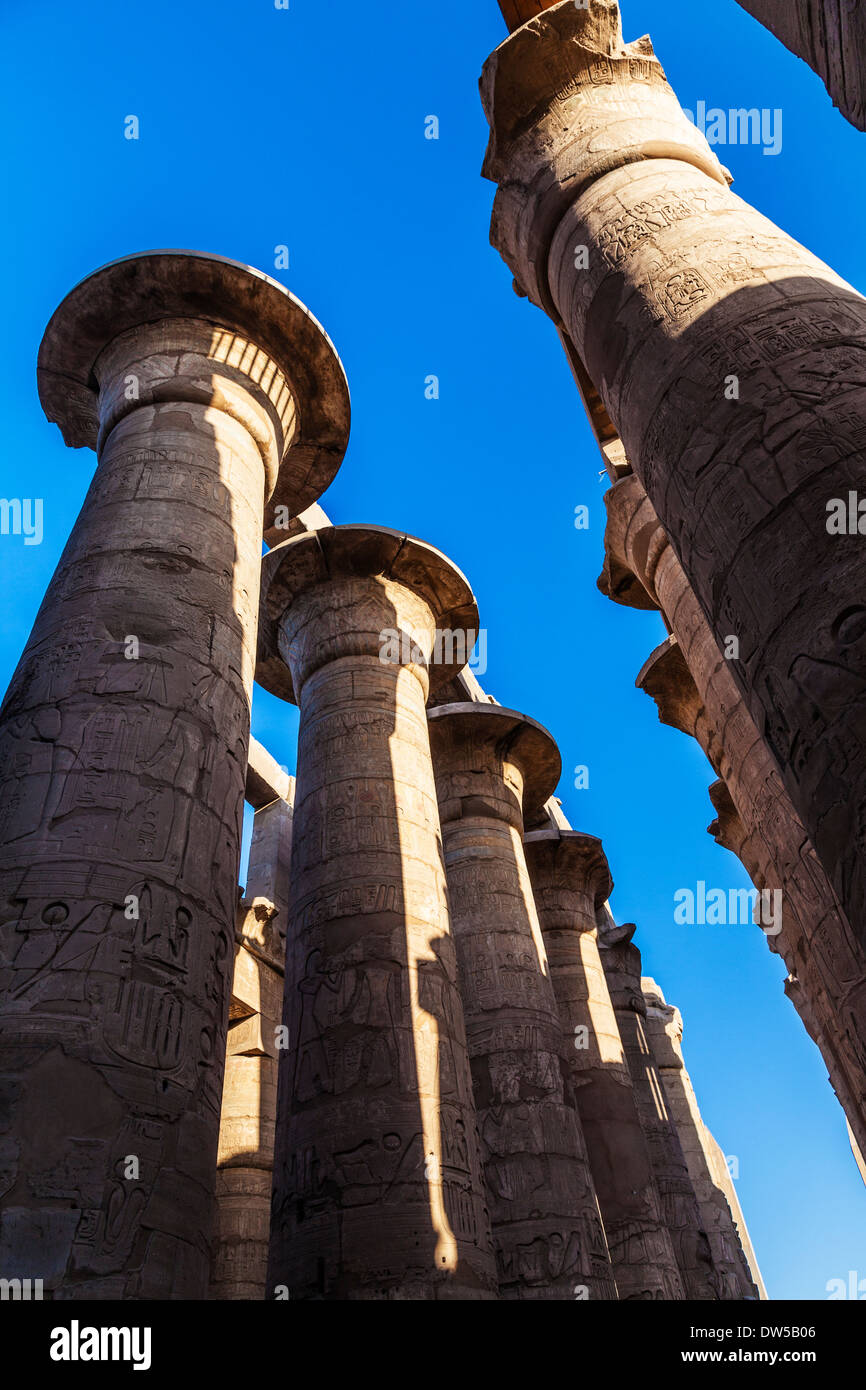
<box><xmin>603</xmin><ymin>473</ymin><xmax>866</xmax><ymax>1161</ymax></box>
<box><xmin>263</xmin><ymin>531</ymin><xmax>497</xmax><ymax>1299</ymax></box>
<box><xmin>0</xmin><ymin>252</ymin><xmax>348</xmax><ymax>1298</ymax></box>
<box><xmin>430</xmin><ymin>706</ymin><xmax>617</xmax><ymax>1300</ymax></box>
<box><xmin>525</xmin><ymin>832</ymin><xmax>697</xmax><ymax>1298</ymax></box>
<box><xmin>481</xmin><ymin>0</ymin><xmax>866</xmax><ymax>960</ymax></box>
<box><xmin>642</xmin><ymin>980</ymin><xmax>766</xmax><ymax>1299</ymax></box>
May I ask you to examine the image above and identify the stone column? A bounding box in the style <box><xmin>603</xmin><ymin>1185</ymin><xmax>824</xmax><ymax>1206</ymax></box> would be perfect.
<box><xmin>642</xmin><ymin>979</ymin><xmax>766</xmax><ymax>1299</ymax></box>
<box><xmin>0</xmin><ymin>251</ymin><xmax>349</xmax><ymax>1299</ymax></box>
<box><xmin>524</xmin><ymin>829</ymin><xmax>694</xmax><ymax>1299</ymax></box>
<box><xmin>427</xmin><ymin>704</ymin><xmax>616</xmax><ymax>1300</ymax></box>
<box><xmin>735</xmin><ymin>1</ymin><xmax>866</xmax><ymax>131</ymax></box>
<box><xmin>601</xmin><ymin>472</ymin><xmax>866</xmax><ymax>1165</ymax></box>
<box><xmin>210</xmin><ymin>746</ymin><xmax>295</xmax><ymax>1301</ymax></box>
<box><xmin>600</xmin><ymin>928</ymin><xmax>730</xmax><ymax>1298</ymax></box>
<box><xmin>260</xmin><ymin>525</ymin><xmax>497</xmax><ymax>1300</ymax></box>
<box><xmin>481</xmin><ymin>0</ymin><xmax>866</xmax><ymax>958</ymax></box>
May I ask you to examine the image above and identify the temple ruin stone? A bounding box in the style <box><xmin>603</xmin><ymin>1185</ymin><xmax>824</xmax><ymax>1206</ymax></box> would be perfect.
<box><xmin>524</xmin><ymin>827</ymin><xmax>718</xmax><ymax>1298</ymax></box>
<box><xmin>480</xmin><ymin>0</ymin><xmax>866</xmax><ymax>974</ymax></box>
<box><xmin>600</xmin><ymin>471</ymin><xmax>866</xmax><ymax>1167</ymax></box>
<box><xmin>427</xmin><ymin>704</ymin><xmax>616</xmax><ymax>1299</ymax></box>
<box><xmin>642</xmin><ymin>978</ymin><xmax>767</xmax><ymax>1299</ymax></box>
<box><xmin>259</xmin><ymin>525</ymin><xmax>498</xmax><ymax>1299</ymax></box>
<box><xmin>0</xmin><ymin>251</ymin><xmax>349</xmax><ymax>1298</ymax></box>
<box><xmin>210</xmin><ymin>748</ymin><xmax>296</xmax><ymax>1300</ymax></box>
<box><xmin>736</xmin><ymin>0</ymin><xmax>866</xmax><ymax>131</ymax></box>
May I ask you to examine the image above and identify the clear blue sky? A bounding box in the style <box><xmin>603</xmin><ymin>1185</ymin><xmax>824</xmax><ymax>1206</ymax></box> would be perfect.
<box><xmin>1</xmin><ymin>0</ymin><xmax>864</xmax><ymax>1299</ymax></box>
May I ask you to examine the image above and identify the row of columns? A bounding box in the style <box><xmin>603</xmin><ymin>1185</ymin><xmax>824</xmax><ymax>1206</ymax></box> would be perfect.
<box><xmin>481</xmin><ymin>0</ymin><xmax>866</xmax><ymax>1020</ymax></box>
<box><xmin>0</xmin><ymin>246</ymin><xmax>760</xmax><ymax>1300</ymax></box>
<box><xmin>599</xmin><ymin>471</ymin><xmax>866</xmax><ymax>1168</ymax></box>
<box><xmin>249</xmin><ymin>521</ymin><xmax>758</xmax><ymax>1299</ymax></box>
<box><xmin>0</xmin><ymin>251</ymin><xmax>350</xmax><ymax>1298</ymax></box>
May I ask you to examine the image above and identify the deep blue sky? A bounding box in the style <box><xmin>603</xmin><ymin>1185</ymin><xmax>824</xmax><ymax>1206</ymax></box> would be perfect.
<box><xmin>2</xmin><ymin>0</ymin><xmax>864</xmax><ymax>1299</ymax></box>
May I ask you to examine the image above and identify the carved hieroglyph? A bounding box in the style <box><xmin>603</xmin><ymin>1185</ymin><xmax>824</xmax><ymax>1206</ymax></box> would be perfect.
<box><xmin>480</xmin><ymin>0</ymin><xmax>866</xmax><ymax>965</ymax></box>
<box><xmin>0</xmin><ymin>252</ymin><xmax>349</xmax><ymax>1298</ymax></box>
<box><xmin>601</xmin><ymin>472</ymin><xmax>866</xmax><ymax>1165</ymax></box>
<box><xmin>428</xmin><ymin>704</ymin><xmax>617</xmax><ymax>1300</ymax></box>
<box><xmin>736</xmin><ymin>0</ymin><xmax>866</xmax><ymax>131</ymax></box>
<box><xmin>642</xmin><ymin>979</ymin><xmax>767</xmax><ymax>1299</ymax></box>
<box><xmin>259</xmin><ymin>525</ymin><xmax>497</xmax><ymax>1299</ymax></box>
<box><xmin>523</xmin><ymin>829</ymin><xmax>691</xmax><ymax>1299</ymax></box>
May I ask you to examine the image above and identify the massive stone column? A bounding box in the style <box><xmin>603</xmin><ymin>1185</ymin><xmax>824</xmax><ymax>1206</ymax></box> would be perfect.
<box><xmin>427</xmin><ymin>704</ymin><xmax>616</xmax><ymax>1300</ymax></box>
<box><xmin>601</xmin><ymin>472</ymin><xmax>866</xmax><ymax>1164</ymax></box>
<box><xmin>736</xmin><ymin>1</ymin><xmax>866</xmax><ymax>131</ymax></box>
<box><xmin>642</xmin><ymin>978</ymin><xmax>767</xmax><ymax>1299</ymax></box>
<box><xmin>259</xmin><ymin>525</ymin><xmax>497</xmax><ymax>1300</ymax></box>
<box><xmin>481</xmin><ymin>0</ymin><xmax>866</xmax><ymax>961</ymax></box>
<box><xmin>210</xmin><ymin>744</ymin><xmax>296</xmax><ymax>1301</ymax></box>
<box><xmin>0</xmin><ymin>252</ymin><xmax>349</xmax><ymax>1299</ymax></box>
<box><xmin>524</xmin><ymin>829</ymin><xmax>699</xmax><ymax>1299</ymax></box>
<box><xmin>598</xmin><ymin>924</ymin><xmax>722</xmax><ymax>1299</ymax></box>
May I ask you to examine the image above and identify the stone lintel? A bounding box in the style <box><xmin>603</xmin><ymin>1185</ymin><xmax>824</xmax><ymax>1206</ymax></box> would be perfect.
<box><xmin>37</xmin><ymin>249</ymin><xmax>350</xmax><ymax>531</ymax></box>
<box><xmin>557</xmin><ymin>328</ymin><xmax>631</xmax><ymax>482</ymax></box>
<box><xmin>245</xmin><ymin>736</ymin><xmax>293</xmax><ymax>809</ymax></box>
<box><xmin>636</xmin><ymin>634</ymin><xmax>703</xmax><ymax>737</ymax></box>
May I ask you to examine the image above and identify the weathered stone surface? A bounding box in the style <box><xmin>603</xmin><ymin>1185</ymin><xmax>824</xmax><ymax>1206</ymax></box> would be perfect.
<box><xmin>0</xmin><ymin>251</ymin><xmax>347</xmax><ymax>1298</ymax></box>
<box><xmin>525</xmin><ymin>828</ymin><xmax>695</xmax><ymax>1295</ymax></box>
<box><xmin>642</xmin><ymin>979</ymin><xmax>766</xmax><ymax>1299</ymax></box>
<box><xmin>211</xmin><ymin>895</ymin><xmax>287</xmax><ymax>1301</ymax></box>
<box><xmin>211</xmin><ymin>766</ymin><xmax>295</xmax><ymax>1301</ymax></box>
<box><xmin>262</xmin><ymin>526</ymin><xmax>497</xmax><ymax>1299</ymax></box>
<box><xmin>428</xmin><ymin>705</ymin><xmax>617</xmax><ymax>1300</ymax></box>
<box><xmin>524</xmin><ymin>829</ymin><xmax>696</xmax><ymax>1298</ymax></box>
<box><xmin>481</xmin><ymin>0</ymin><xmax>866</xmax><ymax>976</ymax></box>
<box><xmin>598</xmin><ymin>923</ymin><xmax>724</xmax><ymax>1299</ymax></box>
<box><xmin>601</xmin><ymin>472</ymin><xmax>866</xmax><ymax>1169</ymax></box>
<box><xmin>736</xmin><ymin>1</ymin><xmax>866</xmax><ymax>131</ymax></box>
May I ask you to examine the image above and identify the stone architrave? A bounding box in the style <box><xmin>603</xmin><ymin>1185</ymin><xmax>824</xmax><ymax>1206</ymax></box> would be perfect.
<box><xmin>0</xmin><ymin>251</ymin><xmax>349</xmax><ymax>1299</ymax></box>
<box><xmin>210</xmin><ymin>753</ymin><xmax>296</xmax><ymax>1301</ymax></box>
<box><xmin>524</xmin><ymin>829</ymin><xmax>698</xmax><ymax>1299</ymax></box>
<box><xmin>427</xmin><ymin>703</ymin><xmax>617</xmax><ymax>1300</ymax></box>
<box><xmin>735</xmin><ymin>1</ymin><xmax>866</xmax><ymax>131</ymax></box>
<box><xmin>601</xmin><ymin>472</ymin><xmax>866</xmax><ymax>1164</ymax></box>
<box><xmin>259</xmin><ymin>525</ymin><xmax>497</xmax><ymax>1300</ymax></box>
<box><xmin>480</xmin><ymin>0</ymin><xmax>866</xmax><ymax>960</ymax></box>
<box><xmin>642</xmin><ymin>979</ymin><xmax>767</xmax><ymax>1299</ymax></box>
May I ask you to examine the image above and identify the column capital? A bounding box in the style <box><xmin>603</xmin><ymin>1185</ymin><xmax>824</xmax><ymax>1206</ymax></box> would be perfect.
<box><xmin>37</xmin><ymin>249</ymin><xmax>350</xmax><ymax>534</ymax></box>
<box><xmin>523</xmin><ymin>827</ymin><xmax>612</xmax><ymax>917</ymax></box>
<box><xmin>598</xmin><ymin>473</ymin><xmax>666</xmax><ymax>610</ymax></box>
<box><xmin>428</xmin><ymin>702</ymin><xmax>560</xmax><ymax>828</ymax></box>
<box><xmin>256</xmin><ymin>524</ymin><xmax>479</xmax><ymax>703</ymax></box>
<box><xmin>600</xmin><ymin>923</ymin><xmax>645</xmax><ymax>1015</ymax></box>
<box><xmin>641</xmin><ymin>976</ymin><xmax>685</xmax><ymax>1067</ymax></box>
<box><xmin>480</xmin><ymin>0</ymin><xmax>726</xmax><ymax>309</ymax></box>
<box><xmin>637</xmin><ymin>635</ymin><xmax>703</xmax><ymax>739</ymax></box>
